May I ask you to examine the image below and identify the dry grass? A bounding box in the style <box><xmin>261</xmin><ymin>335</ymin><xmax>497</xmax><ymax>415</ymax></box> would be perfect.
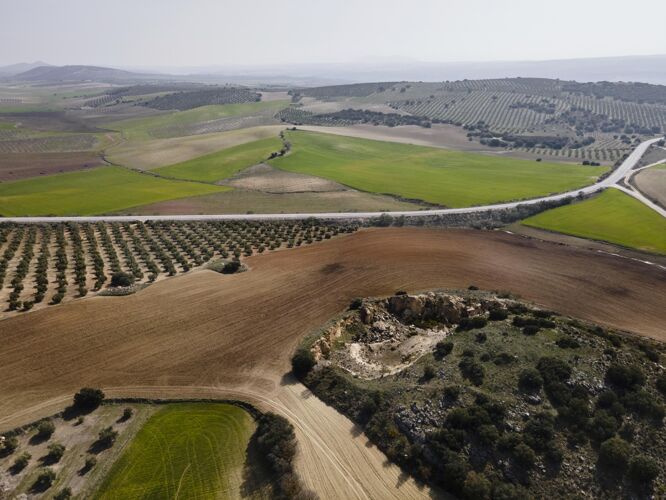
<box><xmin>634</xmin><ymin>165</ymin><xmax>666</xmax><ymax>207</ymax></box>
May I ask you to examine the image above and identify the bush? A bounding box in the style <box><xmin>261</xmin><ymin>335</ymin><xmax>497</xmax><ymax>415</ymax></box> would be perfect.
<box><xmin>0</xmin><ymin>435</ymin><xmax>18</xmax><ymax>456</ymax></box>
<box><xmin>598</xmin><ymin>437</ymin><xmax>631</xmax><ymax>471</ymax></box>
<box><xmin>53</xmin><ymin>487</ymin><xmax>72</xmax><ymax>500</ymax></box>
<box><xmin>121</xmin><ymin>407</ymin><xmax>133</xmax><ymax>421</ymax></box>
<box><xmin>627</xmin><ymin>454</ymin><xmax>659</xmax><ymax>484</ymax></box>
<box><xmin>522</xmin><ymin>325</ymin><xmax>540</xmax><ymax>336</ymax></box>
<box><xmin>443</xmin><ymin>385</ymin><xmax>461</xmax><ymax>401</ymax></box>
<box><xmin>435</xmin><ymin>341</ymin><xmax>454</xmax><ymax>359</ymax></box>
<box><xmin>475</xmin><ymin>332</ymin><xmax>487</xmax><ymax>343</ymax></box>
<box><xmin>488</xmin><ymin>309</ymin><xmax>508</xmax><ymax>321</ymax></box>
<box><xmin>457</xmin><ymin>316</ymin><xmax>488</xmax><ymax>331</ymax></box>
<box><xmin>291</xmin><ymin>348</ymin><xmax>315</xmax><ymax>379</ymax></box>
<box><xmin>36</xmin><ymin>420</ymin><xmax>55</xmax><ymax>440</ymax></box>
<box><xmin>84</xmin><ymin>455</ymin><xmax>97</xmax><ymax>471</ymax></box>
<box><xmin>46</xmin><ymin>443</ymin><xmax>65</xmax><ymax>463</ymax></box>
<box><xmin>422</xmin><ymin>364</ymin><xmax>436</xmax><ymax>381</ymax></box>
<box><xmin>536</xmin><ymin>357</ymin><xmax>571</xmax><ymax>382</ymax></box>
<box><xmin>518</xmin><ymin>368</ymin><xmax>543</xmax><ymax>393</ymax></box>
<box><xmin>556</xmin><ymin>336</ymin><xmax>580</xmax><ymax>349</ymax></box>
<box><xmin>73</xmin><ymin>387</ymin><xmax>105</xmax><ymax>411</ymax></box>
<box><xmin>97</xmin><ymin>426</ymin><xmax>118</xmax><ymax>448</ymax></box>
<box><xmin>33</xmin><ymin>468</ymin><xmax>56</xmax><ymax>490</ymax></box>
<box><xmin>476</xmin><ymin>424</ymin><xmax>499</xmax><ymax>446</ymax></box>
<box><xmin>463</xmin><ymin>471</ymin><xmax>491</xmax><ymax>499</ymax></box>
<box><xmin>110</xmin><ymin>271</ymin><xmax>133</xmax><ymax>287</ymax></box>
<box><xmin>512</xmin><ymin>443</ymin><xmax>536</xmax><ymax>470</ymax></box>
<box><xmin>348</xmin><ymin>297</ymin><xmax>363</xmax><ymax>310</ymax></box>
<box><xmin>657</xmin><ymin>373</ymin><xmax>666</xmax><ymax>395</ymax></box>
<box><xmin>523</xmin><ymin>413</ymin><xmax>555</xmax><ymax>450</ymax></box>
<box><xmin>605</xmin><ymin>363</ymin><xmax>645</xmax><ymax>390</ymax></box>
<box><xmin>222</xmin><ymin>260</ymin><xmax>241</xmax><ymax>274</ymax></box>
<box><xmin>459</xmin><ymin>357</ymin><xmax>485</xmax><ymax>386</ymax></box>
<box><xmin>13</xmin><ymin>451</ymin><xmax>31</xmax><ymax>471</ymax></box>
<box><xmin>590</xmin><ymin>410</ymin><xmax>620</xmax><ymax>442</ymax></box>
<box><xmin>255</xmin><ymin>412</ymin><xmax>297</xmax><ymax>476</ymax></box>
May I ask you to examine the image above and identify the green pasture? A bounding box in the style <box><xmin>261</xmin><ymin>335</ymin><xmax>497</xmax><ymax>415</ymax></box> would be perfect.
<box><xmin>522</xmin><ymin>188</ymin><xmax>666</xmax><ymax>254</ymax></box>
<box><xmin>0</xmin><ymin>166</ymin><xmax>226</xmax><ymax>216</ymax></box>
<box><xmin>94</xmin><ymin>403</ymin><xmax>255</xmax><ymax>500</ymax></box>
<box><xmin>269</xmin><ymin>130</ymin><xmax>607</xmax><ymax>207</ymax></box>
<box><xmin>106</xmin><ymin>100</ymin><xmax>289</xmax><ymax>141</ymax></box>
<box><xmin>154</xmin><ymin>136</ymin><xmax>282</xmax><ymax>182</ymax></box>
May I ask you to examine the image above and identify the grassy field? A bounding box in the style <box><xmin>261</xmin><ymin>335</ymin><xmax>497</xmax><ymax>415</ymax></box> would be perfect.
<box><xmin>0</xmin><ymin>166</ymin><xmax>226</xmax><ymax>216</ymax></box>
<box><xmin>153</xmin><ymin>136</ymin><xmax>282</xmax><ymax>182</ymax></box>
<box><xmin>523</xmin><ymin>188</ymin><xmax>666</xmax><ymax>254</ymax></box>
<box><xmin>270</xmin><ymin>130</ymin><xmax>606</xmax><ymax>207</ymax></box>
<box><xmin>107</xmin><ymin>101</ymin><xmax>288</xmax><ymax>141</ymax></box>
<box><xmin>94</xmin><ymin>403</ymin><xmax>255</xmax><ymax>500</ymax></box>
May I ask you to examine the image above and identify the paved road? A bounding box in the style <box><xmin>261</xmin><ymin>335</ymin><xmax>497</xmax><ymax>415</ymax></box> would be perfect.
<box><xmin>1</xmin><ymin>137</ymin><xmax>663</xmax><ymax>223</ymax></box>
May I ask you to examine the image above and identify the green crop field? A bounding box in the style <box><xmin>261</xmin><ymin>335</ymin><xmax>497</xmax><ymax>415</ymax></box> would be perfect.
<box><xmin>154</xmin><ymin>136</ymin><xmax>282</xmax><ymax>182</ymax></box>
<box><xmin>270</xmin><ymin>130</ymin><xmax>607</xmax><ymax>207</ymax></box>
<box><xmin>94</xmin><ymin>403</ymin><xmax>255</xmax><ymax>500</ymax></box>
<box><xmin>0</xmin><ymin>166</ymin><xmax>226</xmax><ymax>216</ymax></box>
<box><xmin>107</xmin><ymin>100</ymin><xmax>289</xmax><ymax>141</ymax></box>
<box><xmin>522</xmin><ymin>188</ymin><xmax>666</xmax><ymax>254</ymax></box>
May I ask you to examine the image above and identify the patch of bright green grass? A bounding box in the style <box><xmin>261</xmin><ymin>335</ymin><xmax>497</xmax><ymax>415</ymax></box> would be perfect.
<box><xmin>153</xmin><ymin>136</ymin><xmax>283</xmax><ymax>182</ymax></box>
<box><xmin>0</xmin><ymin>166</ymin><xmax>226</xmax><ymax>216</ymax></box>
<box><xmin>107</xmin><ymin>101</ymin><xmax>289</xmax><ymax>141</ymax></box>
<box><xmin>269</xmin><ymin>130</ymin><xmax>606</xmax><ymax>207</ymax></box>
<box><xmin>522</xmin><ymin>188</ymin><xmax>666</xmax><ymax>254</ymax></box>
<box><xmin>94</xmin><ymin>403</ymin><xmax>255</xmax><ymax>500</ymax></box>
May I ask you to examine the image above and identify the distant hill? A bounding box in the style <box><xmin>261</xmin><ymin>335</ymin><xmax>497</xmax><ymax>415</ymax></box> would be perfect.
<box><xmin>10</xmin><ymin>64</ymin><xmax>172</xmax><ymax>84</ymax></box>
<box><xmin>0</xmin><ymin>61</ymin><xmax>51</xmax><ymax>76</ymax></box>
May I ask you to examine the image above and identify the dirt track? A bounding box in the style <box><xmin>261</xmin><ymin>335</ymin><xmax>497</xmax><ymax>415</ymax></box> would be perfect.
<box><xmin>1</xmin><ymin>228</ymin><xmax>665</xmax><ymax>498</ymax></box>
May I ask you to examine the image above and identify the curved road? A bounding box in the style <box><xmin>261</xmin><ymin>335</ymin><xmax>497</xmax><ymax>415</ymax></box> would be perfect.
<box><xmin>0</xmin><ymin>137</ymin><xmax>663</xmax><ymax>223</ymax></box>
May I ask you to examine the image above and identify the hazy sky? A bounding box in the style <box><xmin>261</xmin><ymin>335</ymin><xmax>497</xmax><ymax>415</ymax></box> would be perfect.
<box><xmin>2</xmin><ymin>0</ymin><xmax>666</xmax><ymax>67</ymax></box>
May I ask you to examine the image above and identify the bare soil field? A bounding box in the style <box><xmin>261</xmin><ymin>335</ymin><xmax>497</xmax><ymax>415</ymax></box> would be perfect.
<box><xmin>634</xmin><ymin>166</ymin><xmax>666</xmax><ymax>207</ymax></box>
<box><xmin>122</xmin><ymin>189</ymin><xmax>421</xmax><ymax>215</ymax></box>
<box><xmin>1</xmin><ymin>228</ymin><xmax>664</xmax><ymax>498</ymax></box>
<box><xmin>0</xmin><ymin>152</ymin><xmax>103</xmax><ymax>181</ymax></box>
<box><xmin>107</xmin><ymin>125</ymin><xmax>285</xmax><ymax>169</ymax></box>
<box><xmin>223</xmin><ymin>163</ymin><xmax>348</xmax><ymax>193</ymax></box>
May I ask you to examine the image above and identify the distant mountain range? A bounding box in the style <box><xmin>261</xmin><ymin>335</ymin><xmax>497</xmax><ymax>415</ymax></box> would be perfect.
<box><xmin>0</xmin><ymin>61</ymin><xmax>51</xmax><ymax>76</ymax></box>
<box><xmin>3</xmin><ymin>54</ymin><xmax>666</xmax><ymax>86</ymax></box>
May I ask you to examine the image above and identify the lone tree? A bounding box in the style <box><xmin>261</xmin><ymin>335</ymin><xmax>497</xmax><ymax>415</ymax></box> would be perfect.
<box><xmin>110</xmin><ymin>271</ymin><xmax>133</xmax><ymax>287</ymax></box>
<box><xmin>291</xmin><ymin>348</ymin><xmax>315</xmax><ymax>379</ymax></box>
<box><xmin>73</xmin><ymin>388</ymin><xmax>105</xmax><ymax>412</ymax></box>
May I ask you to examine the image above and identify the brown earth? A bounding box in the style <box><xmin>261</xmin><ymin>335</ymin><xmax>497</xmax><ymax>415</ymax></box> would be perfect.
<box><xmin>223</xmin><ymin>163</ymin><xmax>348</xmax><ymax>193</ymax></box>
<box><xmin>634</xmin><ymin>166</ymin><xmax>666</xmax><ymax>207</ymax></box>
<box><xmin>1</xmin><ymin>228</ymin><xmax>665</xmax><ymax>498</ymax></box>
<box><xmin>0</xmin><ymin>152</ymin><xmax>103</xmax><ymax>181</ymax></box>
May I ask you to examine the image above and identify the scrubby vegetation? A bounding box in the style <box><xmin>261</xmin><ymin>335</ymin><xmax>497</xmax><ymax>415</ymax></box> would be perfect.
<box><xmin>297</xmin><ymin>291</ymin><xmax>666</xmax><ymax>499</ymax></box>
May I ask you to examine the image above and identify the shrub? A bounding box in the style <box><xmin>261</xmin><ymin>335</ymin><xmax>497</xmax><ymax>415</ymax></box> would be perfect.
<box><xmin>556</xmin><ymin>336</ymin><xmax>580</xmax><ymax>349</ymax></box>
<box><xmin>512</xmin><ymin>443</ymin><xmax>536</xmax><ymax>470</ymax></box>
<box><xmin>488</xmin><ymin>309</ymin><xmax>508</xmax><ymax>321</ymax></box>
<box><xmin>110</xmin><ymin>271</ymin><xmax>133</xmax><ymax>287</ymax></box>
<box><xmin>627</xmin><ymin>454</ymin><xmax>659</xmax><ymax>484</ymax></box>
<box><xmin>36</xmin><ymin>420</ymin><xmax>55</xmax><ymax>440</ymax></box>
<box><xmin>0</xmin><ymin>435</ymin><xmax>18</xmax><ymax>456</ymax></box>
<box><xmin>493</xmin><ymin>352</ymin><xmax>515</xmax><ymax>365</ymax></box>
<box><xmin>657</xmin><ymin>374</ymin><xmax>666</xmax><ymax>395</ymax></box>
<box><xmin>518</xmin><ymin>368</ymin><xmax>543</xmax><ymax>393</ymax></box>
<box><xmin>97</xmin><ymin>426</ymin><xmax>118</xmax><ymax>448</ymax></box>
<box><xmin>536</xmin><ymin>357</ymin><xmax>571</xmax><ymax>382</ymax></box>
<box><xmin>348</xmin><ymin>297</ymin><xmax>363</xmax><ymax>310</ymax></box>
<box><xmin>32</xmin><ymin>468</ymin><xmax>56</xmax><ymax>491</ymax></box>
<box><xmin>46</xmin><ymin>443</ymin><xmax>65</xmax><ymax>463</ymax></box>
<box><xmin>544</xmin><ymin>441</ymin><xmax>564</xmax><ymax>464</ymax></box>
<box><xmin>598</xmin><ymin>437</ymin><xmax>631</xmax><ymax>471</ymax></box>
<box><xmin>492</xmin><ymin>483</ymin><xmax>528</xmax><ymax>500</ymax></box>
<box><xmin>291</xmin><ymin>348</ymin><xmax>315</xmax><ymax>379</ymax></box>
<box><xmin>53</xmin><ymin>487</ymin><xmax>72</xmax><ymax>500</ymax></box>
<box><xmin>463</xmin><ymin>471</ymin><xmax>491</xmax><ymax>499</ymax></box>
<box><xmin>475</xmin><ymin>332</ymin><xmax>487</xmax><ymax>343</ymax></box>
<box><xmin>443</xmin><ymin>385</ymin><xmax>461</xmax><ymax>401</ymax></box>
<box><xmin>523</xmin><ymin>413</ymin><xmax>555</xmax><ymax>450</ymax></box>
<box><xmin>622</xmin><ymin>389</ymin><xmax>665</xmax><ymax>420</ymax></box>
<box><xmin>73</xmin><ymin>387</ymin><xmax>105</xmax><ymax>411</ymax></box>
<box><xmin>605</xmin><ymin>363</ymin><xmax>645</xmax><ymax>390</ymax></box>
<box><xmin>457</xmin><ymin>316</ymin><xmax>488</xmax><ymax>331</ymax></box>
<box><xmin>590</xmin><ymin>410</ymin><xmax>620</xmax><ymax>442</ymax></box>
<box><xmin>477</xmin><ymin>424</ymin><xmax>499</xmax><ymax>446</ymax></box>
<box><xmin>13</xmin><ymin>451</ymin><xmax>31</xmax><ymax>471</ymax></box>
<box><xmin>435</xmin><ymin>341</ymin><xmax>454</xmax><ymax>359</ymax></box>
<box><xmin>84</xmin><ymin>455</ymin><xmax>97</xmax><ymax>471</ymax></box>
<box><xmin>459</xmin><ymin>357</ymin><xmax>485</xmax><ymax>386</ymax></box>
<box><xmin>497</xmin><ymin>432</ymin><xmax>521</xmax><ymax>452</ymax></box>
<box><xmin>222</xmin><ymin>260</ymin><xmax>241</xmax><ymax>274</ymax></box>
<box><xmin>422</xmin><ymin>364</ymin><xmax>436</xmax><ymax>381</ymax></box>
<box><xmin>121</xmin><ymin>407</ymin><xmax>133</xmax><ymax>421</ymax></box>
<box><xmin>522</xmin><ymin>325</ymin><xmax>540</xmax><ymax>336</ymax></box>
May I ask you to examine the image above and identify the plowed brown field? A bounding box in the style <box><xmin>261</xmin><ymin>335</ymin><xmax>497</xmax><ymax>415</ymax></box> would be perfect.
<box><xmin>1</xmin><ymin>227</ymin><xmax>664</xmax><ymax>499</ymax></box>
